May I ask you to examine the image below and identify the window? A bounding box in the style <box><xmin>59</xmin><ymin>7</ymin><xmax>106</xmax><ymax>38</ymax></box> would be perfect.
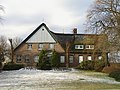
<box><xmin>34</xmin><ymin>55</ymin><xmax>39</xmax><ymax>63</ymax></box>
<box><xmin>25</xmin><ymin>55</ymin><xmax>30</xmax><ymax>62</ymax></box>
<box><xmin>69</xmin><ymin>56</ymin><xmax>73</xmax><ymax>63</ymax></box>
<box><xmin>38</xmin><ymin>44</ymin><xmax>44</xmax><ymax>50</ymax></box>
<box><xmin>49</xmin><ymin>44</ymin><xmax>54</xmax><ymax>49</ymax></box>
<box><xmin>60</xmin><ymin>56</ymin><xmax>65</xmax><ymax>63</ymax></box>
<box><xmin>88</xmin><ymin>56</ymin><xmax>92</xmax><ymax>60</ymax></box>
<box><xmin>85</xmin><ymin>45</ymin><xmax>94</xmax><ymax>49</ymax></box>
<box><xmin>98</xmin><ymin>56</ymin><xmax>102</xmax><ymax>60</ymax></box>
<box><xmin>42</xmin><ymin>29</ymin><xmax>44</xmax><ymax>31</ymax></box>
<box><xmin>27</xmin><ymin>44</ymin><xmax>32</xmax><ymax>50</ymax></box>
<box><xmin>75</xmin><ymin>45</ymin><xmax>84</xmax><ymax>49</ymax></box>
<box><xmin>79</xmin><ymin>56</ymin><xmax>83</xmax><ymax>63</ymax></box>
<box><xmin>16</xmin><ymin>55</ymin><xmax>22</xmax><ymax>62</ymax></box>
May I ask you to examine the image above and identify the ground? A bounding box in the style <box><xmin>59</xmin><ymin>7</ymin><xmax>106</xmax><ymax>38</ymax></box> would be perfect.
<box><xmin>0</xmin><ymin>69</ymin><xmax>120</xmax><ymax>90</ymax></box>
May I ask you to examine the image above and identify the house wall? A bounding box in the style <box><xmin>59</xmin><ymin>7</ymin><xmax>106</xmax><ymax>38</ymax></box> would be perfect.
<box><xmin>14</xmin><ymin>42</ymin><xmax>65</xmax><ymax>66</ymax></box>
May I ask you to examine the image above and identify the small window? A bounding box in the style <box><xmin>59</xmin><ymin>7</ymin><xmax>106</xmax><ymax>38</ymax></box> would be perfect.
<box><xmin>42</xmin><ymin>29</ymin><xmax>44</xmax><ymax>31</ymax></box>
<box><xmin>38</xmin><ymin>44</ymin><xmax>44</xmax><ymax>50</ymax></box>
<box><xmin>27</xmin><ymin>44</ymin><xmax>32</xmax><ymax>50</ymax></box>
<box><xmin>98</xmin><ymin>56</ymin><xmax>102</xmax><ymax>60</ymax></box>
<box><xmin>85</xmin><ymin>45</ymin><xmax>94</xmax><ymax>49</ymax></box>
<box><xmin>49</xmin><ymin>44</ymin><xmax>54</xmax><ymax>49</ymax></box>
<box><xmin>16</xmin><ymin>55</ymin><xmax>22</xmax><ymax>62</ymax></box>
<box><xmin>25</xmin><ymin>55</ymin><xmax>30</xmax><ymax>62</ymax></box>
<box><xmin>34</xmin><ymin>55</ymin><xmax>39</xmax><ymax>63</ymax></box>
<box><xmin>69</xmin><ymin>56</ymin><xmax>74</xmax><ymax>63</ymax></box>
<box><xmin>88</xmin><ymin>56</ymin><xmax>92</xmax><ymax>60</ymax></box>
<box><xmin>60</xmin><ymin>56</ymin><xmax>65</xmax><ymax>63</ymax></box>
<box><xmin>79</xmin><ymin>56</ymin><xmax>83</xmax><ymax>63</ymax></box>
<box><xmin>75</xmin><ymin>45</ymin><xmax>84</xmax><ymax>49</ymax></box>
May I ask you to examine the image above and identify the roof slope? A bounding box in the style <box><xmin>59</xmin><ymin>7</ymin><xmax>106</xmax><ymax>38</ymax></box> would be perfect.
<box><xmin>14</xmin><ymin>23</ymin><xmax>100</xmax><ymax>52</ymax></box>
<box><xmin>14</xmin><ymin>23</ymin><xmax>57</xmax><ymax>51</ymax></box>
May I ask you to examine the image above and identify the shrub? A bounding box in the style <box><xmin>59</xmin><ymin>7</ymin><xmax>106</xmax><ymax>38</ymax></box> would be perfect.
<box><xmin>50</xmin><ymin>50</ymin><xmax>60</xmax><ymax>68</ymax></box>
<box><xmin>77</xmin><ymin>60</ymin><xmax>94</xmax><ymax>70</ymax></box>
<box><xmin>94</xmin><ymin>60</ymin><xmax>105</xmax><ymax>72</ymax></box>
<box><xmin>37</xmin><ymin>50</ymin><xmax>51</xmax><ymax>70</ymax></box>
<box><xmin>3</xmin><ymin>62</ymin><xmax>24</xmax><ymax>70</ymax></box>
<box><xmin>109</xmin><ymin>71</ymin><xmax>120</xmax><ymax>82</ymax></box>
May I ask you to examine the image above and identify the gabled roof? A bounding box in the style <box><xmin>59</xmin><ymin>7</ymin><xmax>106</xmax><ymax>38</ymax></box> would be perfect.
<box><xmin>14</xmin><ymin>23</ymin><xmax>100</xmax><ymax>51</ymax></box>
<box><xmin>51</xmin><ymin>32</ymin><xmax>99</xmax><ymax>50</ymax></box>
<box><xmin>14</xmin><ymin>23</ymin><xmax>57</xmax><ymax>51</ymax></box>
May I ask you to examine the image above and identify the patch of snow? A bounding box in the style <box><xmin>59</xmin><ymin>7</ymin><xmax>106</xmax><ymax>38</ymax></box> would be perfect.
<box><xmin>0</xmin><ymin>69</ymin><xmax>120</xmax><ymax>90</ymax></box>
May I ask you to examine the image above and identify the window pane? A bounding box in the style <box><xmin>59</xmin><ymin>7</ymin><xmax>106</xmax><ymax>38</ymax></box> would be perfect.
<box><xmin>69</xmin><ymin>56</ymin><xmax>73</xmax><ymax>63</ymax></box>
<box><xmin>79</xmin><ymin>56</ymin><xmax>83</xmax><ymax>63</ymax></box>
<box><xmin>86</xmin><ymin>45</ymin><xmax>94</xmax><ymax>49</ymax></box>
<box><xmin>75</xmin><ymin>45</ymin><xmax>79</xmax><ymax>49</ymax></box>
<box><xmin>34</xmin><ymin>56</ymin><xmax>39</xmax><ymax>62</ymax></box>
<box><xmin>38</xmin><ymin>44</ymin><xmax>44</xmax><ymax>50</ymax></box>
<box><xmin>49</xmin><ymin>44</ymin><xmax>54</xmax><ymax>49</ymax></box>
<box><xmin>60</xmin><ymin>56</ymin><xmax>65</xmax><ymax>63</ymax></box>
<box><xmin>98</xmin><ymin>56</ymin><xmax>102</xmax><ymax>60</ymax></box>
<box><xmin>75</xmin><ymin>45</ymin><xmax>84</xmax><ymax>49</ymax></box>
<box><xmin>27</xmin><ymin>44</ymin><xmax>32</xmax><ymax>50</ymax></box>
<box><xmin>25</xmin><ymin>55</ymin><xmax>30</xmax><ymax>62</ymax></box>
<box><xmin>88</xmin><ymin>56</ymin><xmax>92</xmax><ymax>60</ymax></box>
<box><xmin>16</xmin><ymin>55</ymin><xmax>22</xmax><ymax>62</ymax></box>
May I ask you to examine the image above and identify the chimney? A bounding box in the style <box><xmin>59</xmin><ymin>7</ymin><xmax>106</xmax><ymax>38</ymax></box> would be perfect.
<box><xmin>73</xmin><ymin>28</ymin><xmax>77</xmax><ymax>34</ymax></box>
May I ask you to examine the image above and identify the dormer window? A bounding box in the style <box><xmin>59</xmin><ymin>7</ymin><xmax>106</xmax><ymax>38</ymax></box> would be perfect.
<box><xmin>75</xmin><ymin>45</ymin><xmax>84</xmax><ymax>49</ymax></box>
<box><xmin>27</xmin><ymin>44</ymin><xmax>32</xmax><ymax>50</ymax></box>
<box><xmin>85</xmin><ymin>45</ymin><xmax>94</xmax><ymax>49</ymax></box>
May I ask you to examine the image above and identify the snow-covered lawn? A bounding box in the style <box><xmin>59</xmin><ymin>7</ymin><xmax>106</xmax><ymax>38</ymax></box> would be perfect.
<box><xmin>0</xmin><ymin>69</ymin><xmax>120</xmax><ymax>90</ymax></box>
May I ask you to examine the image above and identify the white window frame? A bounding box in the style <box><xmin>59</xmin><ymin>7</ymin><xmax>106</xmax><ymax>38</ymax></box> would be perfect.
<box><xmin>87</xmin><ymin>56</ymin><xmax>92</xmax><ymax>60</ymax></box>
<box><xmin>25</xmin><ymin>55</ymin><xmax>30</xmax><ymax>62</ymax></box>
<box><xmin>60</xmin><ymin>56</ymin><xmax>65</xmax><ymax>63</ymax></box>
<box><xmin>38</xmin><ymin>44</ymin><xmax>44</xmax><ymax>50</ymax></box>
<box><xmin>27</xmin><ymin>44</ymin><xmax>32</xmax><ymax>50</ymax></box>
<box><xmin>79</xmin><ymin>56</ymin><xmax>83</xmax><ymax>63</ymax></box>
<box><xmin>49</xmin><ymin>44</ymin><xmax>54</xmax><ymax>49</ymax></box>
<box><xmin>75</xmin><ymin>45</ymin><xmax>84</xmax><ymax>49</ymax></box>
<box><xmin>16</xmin><ymin>55</ymin><xmax>22</xmax><ymax>62</ymax></box>
<box><xmin>69</xmin><ymin>56</ymin><xmax>74</xmax><ymax>63</ymax></box>
<box><xmin>85</xmin><ymin>45</ymin><xmax>94</xmax><ymax>49</ymax></box>
<box><xmin>34</xmin><ymin>55</ymin><xmax>39</xmax><ymax>63</ymax></box>
<box><xmin>98</xmin><ymin>56</ymin><xmax>102</xmax><ymax>60</ymax></box>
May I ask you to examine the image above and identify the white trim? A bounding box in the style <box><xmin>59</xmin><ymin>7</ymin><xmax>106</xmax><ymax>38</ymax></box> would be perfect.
<box><xmin>60</xmin><ymin>56</ymin><xmax>65</xmax><ymax>63</ymax></box>
<box><xmin>85</xmin><ymin>45</ymin><xmax>94</xmax><ymax>49</ymax></box>
<box><xmin>79</xmin><ymin>56</ymin><xmax>83</xmax><ymax>63</ymax></box>
<box><xmin>75</xmin><ymin>45</ymin><xmax>84</xmax><ymax>49</ymax></box>
<box><xmin>87</xmin><ymin>56</ymin><xmax>92</xmax><ymax>60</ymax></box>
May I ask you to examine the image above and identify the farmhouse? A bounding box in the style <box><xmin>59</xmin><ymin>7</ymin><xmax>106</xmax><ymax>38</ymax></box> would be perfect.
<box><xmin>13</xmin><ymin>23</ymin><xmax>108</xmax><ymax>67</ymax></box>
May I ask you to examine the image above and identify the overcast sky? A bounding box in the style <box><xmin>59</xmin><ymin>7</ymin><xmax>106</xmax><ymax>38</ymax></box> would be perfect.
<box><xmin>0</xmin><ymin>0</ymin><xmax>95</xmax><ymax>39</ymax></box>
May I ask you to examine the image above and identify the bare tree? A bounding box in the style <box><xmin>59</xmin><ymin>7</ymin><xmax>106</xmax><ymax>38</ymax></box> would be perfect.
<box><xmin>0</xmin><ymin>36</ymin><xmax>8</xmax><ymax>66</ymax></box>
<box><xmin>86</xmin><ymin>0</ymin><xmax>120</xmax><ymax>63</ymax></box>
<box><xmin>8</xmin><ymin>37</ymin><xmax>22</xmax><ymax>63</ymax></box>
<box><xmin>12</xmin><ymin>37</ymin><xmax>22</xmax><ymax>49</ymax></box>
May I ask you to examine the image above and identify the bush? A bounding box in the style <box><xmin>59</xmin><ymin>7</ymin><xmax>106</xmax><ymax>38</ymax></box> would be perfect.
<box><xmin>94</xmin><ymin>60</ymin><xmax>105</xmax><ymax>72</ymax></box>
<box><xmin>37</xmin><ymin>50</ymin><xmax>52</xmax><ymax>70</ymax></box>
<box><xmin>3</xmin><ymin>62</ymin><xmax>24</xmax><ymax>70</ymax></box>
<box><xmin>109</xmin><ymin>71</ymin><xmax>120</xmax><ymax>82</ymax></box>
<box><xmin>77</xmin><ymin>60</ymin><xmax>94</xmax><ymax>70</ymax></box>
<box><xmin>50</xmin><ymin>50</ymin><xmax>60</xmax><ymax>68</ymax></box>
<box><xmin>38</xmin><ymin>60</ymin><xmax>51</xmax><ymax>70</ymax></box>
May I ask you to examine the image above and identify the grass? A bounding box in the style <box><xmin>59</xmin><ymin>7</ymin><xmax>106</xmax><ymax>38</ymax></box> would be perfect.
<box><xmin>56</xmin><ymin>82</ymin><xmax>120</xmax><ymax>90</ymax></box>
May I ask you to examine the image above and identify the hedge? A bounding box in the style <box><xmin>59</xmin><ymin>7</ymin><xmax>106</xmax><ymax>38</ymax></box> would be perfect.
<box><xmin>109</xmin><ymin>71</ymin><xmax>120</xmax><ymax>82</ymax></box>
<box><xmin>3</xmin><ymin>63</ymin><xmax>25</xmax><ymax>70</ymax></box>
